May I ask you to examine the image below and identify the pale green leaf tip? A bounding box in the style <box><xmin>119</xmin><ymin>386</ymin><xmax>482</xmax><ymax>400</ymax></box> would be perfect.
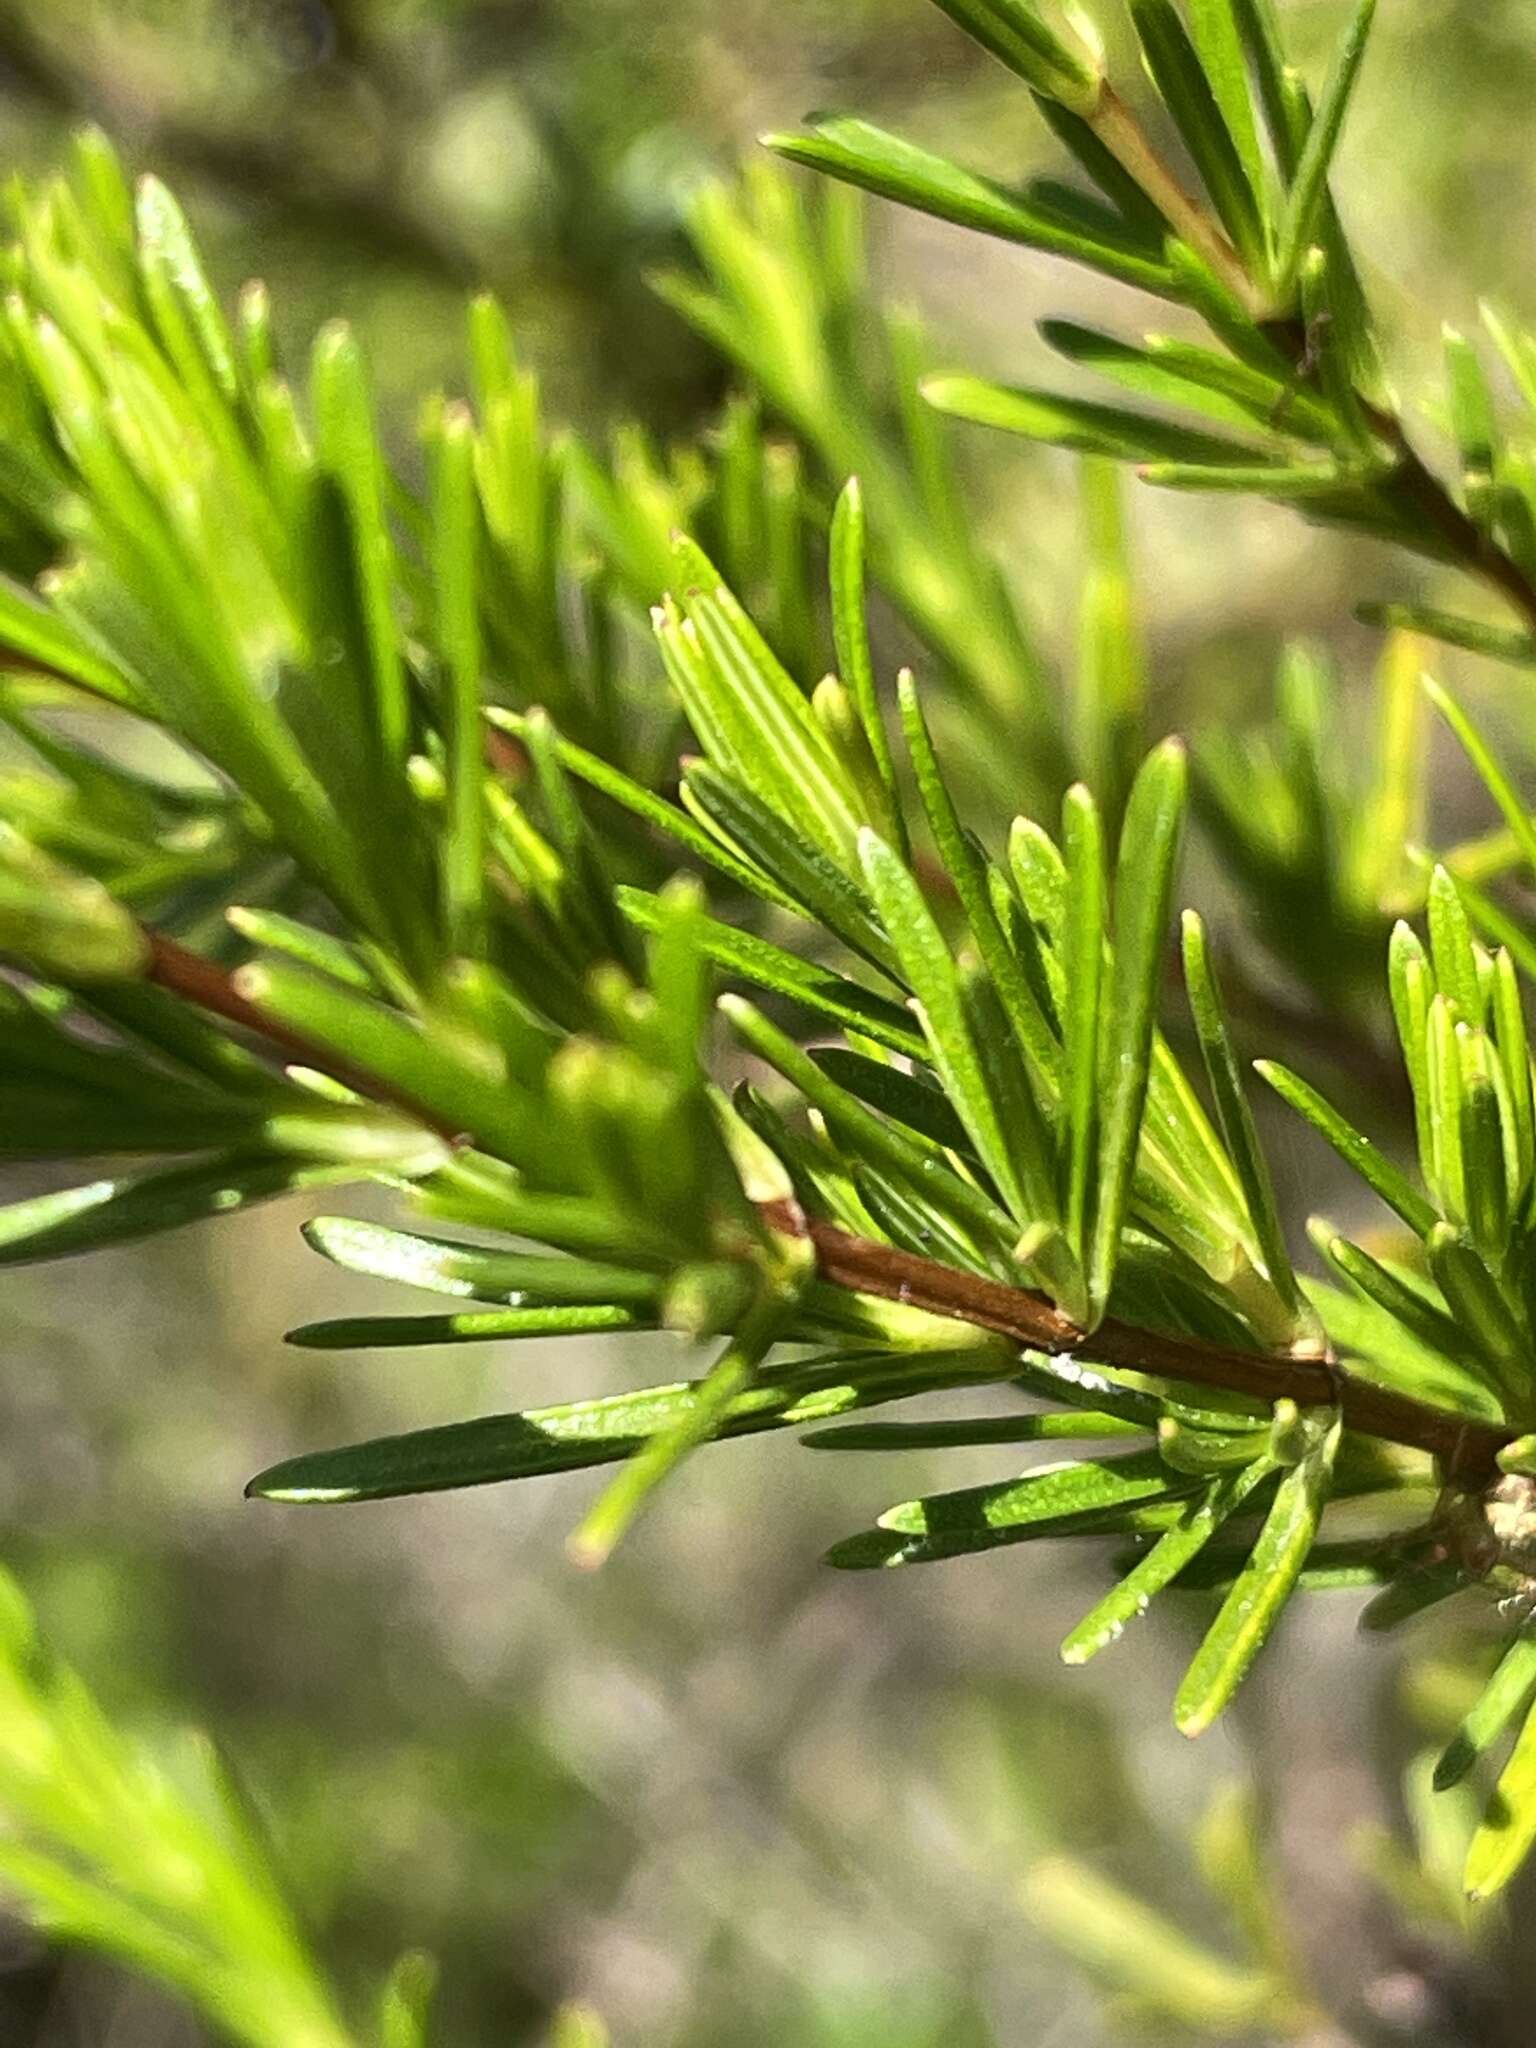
<box><xmin>134</xmin><ymin>173</ymin><xmax>174</xmax><ymax>218</ymax></box>
<box><xmin>565</xmin><ymin>1526</ymin><xmax>614</xmax><ymax>1572</ymax></box>
<box><xmin>314</xmin><ymin>316</ymin><xmax>358</xmax><ymax>364</ymax></box>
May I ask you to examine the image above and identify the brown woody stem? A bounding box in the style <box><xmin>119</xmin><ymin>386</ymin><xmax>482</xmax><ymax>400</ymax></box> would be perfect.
<box><xmin>777</xmin><ymin>1209</ymin><xmax>1508</xmax><ymax>1482</ymax></box>
<box><xmin>143</xmin><ymin>925</ymin><xmax>1513</xmax><ymax>1485</ymax></box>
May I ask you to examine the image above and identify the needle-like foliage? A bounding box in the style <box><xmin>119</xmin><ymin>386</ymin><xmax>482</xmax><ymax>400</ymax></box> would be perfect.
<box><xmin>0</xmin><ymin>1561</ymin><xmax>430</xmax><ymax>2048</ymax></box>
<box><xmin>8</xmin><ymin>6</ymin><xmax>1536</xmax><ymax>1916</ymax></box>
<box><xmin>769</xmin><ymin>0</ymin><xmax>1536</xmax><ymax>665</ymax></box>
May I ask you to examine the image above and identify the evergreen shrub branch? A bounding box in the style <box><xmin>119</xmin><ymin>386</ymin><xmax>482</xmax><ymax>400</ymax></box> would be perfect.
<box><xmin>7</xmin><ymin>0</ymin><xmax>1536</xmax><ymax>1910</ymax></box>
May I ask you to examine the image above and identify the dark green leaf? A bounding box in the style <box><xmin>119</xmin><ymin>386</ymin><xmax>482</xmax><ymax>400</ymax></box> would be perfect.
<box><xmin>803</xmin><ymin>1410</ymin><xmax>1142</xmax><ymax>1450</ymax></box>
<box><xmin>286</xmin><ymin>1305</ymin><xmax>648</xmax><ymax>1350</ymax></box>
<box><xmin>827</xmin><ymin>1449</ymin><xmax>1195</xmax><ymax>1569</ymax></box>
<box><xmin>248</xmin><ymin>1352</ymin><xmax>998</xmax><ymax>1502</ymax></box>
<box><xmin>921</xmin><ymin>0</ymin><xmax>1101</xmax><ymax>108</ymax></box>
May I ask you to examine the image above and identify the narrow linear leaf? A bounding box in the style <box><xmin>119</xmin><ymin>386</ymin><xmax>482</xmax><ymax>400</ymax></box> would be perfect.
<box><xmin>566</xmin><ymin>1296</ymin><xmax>786</xmax><ymax>1567</ymax></box>
<box><xmin>765</xmin><ymin>119</ymin><xmax>1173</xmax><ymax>295</ymax></box>
<box><xmin>844</xmin><ymin>1448</ymin><xmax>1190</xmax><ymax>1551</ymax></box>
<box><xmin>1061</xmin><ymin>1457</ymin><xmax>1274</xmax><ymax>1666</ymax></box>
<box><xmin>921</xmin><ymin>0</ymin><xmax>1101</xmax><ymax>108</ymax></box>
<box><xmin>429</xmin><ymin>404</ymin><xmax>486</xmax><ymax>955</ymax></box>
<box><xmin>1436</xmin><ymin>1622</ymin><xmax>1536</xmax><ymax>1790</ymax></box>
<box><xmin>803</xmin><ymin>1410</ymin><xmax>1143</xmax><ymax>1450</ymax></box>
<box><xmin>1257</xmin><ymin>1061</ymin><xmax>1437</xmax><ymax>1236</ymax></box>
<box><xmin>1090</xmin><ymin>739</ymin><xmax>1188</xmax><ymax>1321</ymax></box>
<box><xmin>302</xmin><ymin>1217</ymin><xmax>661</xmax><ymax>1307</ymax></box>
<box><xmin>829</xmin><ymin>477</ymin><xmax>904</xmax><ymax>848</ymax></box>
<box><xmin>1174</xmin><ymin>1410</ymin><xmax>1340</xmax><ymax>1735</ymax></box>
<box><xmin>286</xmin><ymin>1305</ymin><xmax>647</xmax><ymax>1350</ymax></box>
<box><xmin>1465</xmin><ymin>1692</ymin><xmax>1536</xmax><ymax>1899</ymax></box>
<box><xmin>1061</xmin><ymin>783</ymin><xmax>1104</xmax><ymax>1264</ymax></box>
<box><xmin>899</xmin><ymin>673</ymin><xmax>1060</xmax><ymax>1084</ymax></box>
<box><xmin>618</xmin><ymin>887</ymin><xmax>923</xmax><ymax>1057</ymax></box>
<box><xmin>858</xmin><ymin>827</ymin><xmax>1040</xmax><ymax>1226</ymax></box>
<box><xmin>923</xmin><ymin>378</ymin><xmax>1266</xmax><ymax>467</ymax></box>
<box><xmin>1182</xmin><ymin>911</ymin><xmax>1301</xmax><ymax>1316</ymax></box>
<box><xmin>248</xmin><ymin>1353</ymin><xmax>999</xmax><ymax>1501</ymax></box>
<box><xmin>1272</xmin><ymin>0</ymin><xmax>1377</xmax><ymax>301</ymax></box>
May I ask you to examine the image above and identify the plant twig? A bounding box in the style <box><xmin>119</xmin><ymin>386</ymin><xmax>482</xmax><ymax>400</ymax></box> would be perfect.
<box><xmin>142</xmin><ymin>928</ymin><xmax>464</xmax><ymax>1142</ymax></box>
<box><xmin>775</xmin><ymin>1208</ymin><xmax>1508</xmax><ymax>1480</ymax></box>
<box><xmin>1088</xmin><ymin>85</ymin><xmax>1266</xmax><ymax>319</ymax></box>
<box><xmin>141</xmin><ymin>922</ymin><xmax>1513</xmax><ymax>1486</ymax></box>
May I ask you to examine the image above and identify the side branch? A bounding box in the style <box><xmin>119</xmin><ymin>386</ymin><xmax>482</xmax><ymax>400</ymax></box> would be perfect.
<box><xmin>143</xmin><ymin>925</ymin><xmax>1511</xmax><ymax>1483</ymax></box>
<box><xmin>784</xmin><ymin>1212</ymin><xmax>1509</xmax><ymax>1480</ymax></box>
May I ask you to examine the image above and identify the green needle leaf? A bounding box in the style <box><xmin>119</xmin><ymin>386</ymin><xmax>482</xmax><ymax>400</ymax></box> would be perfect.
<box><xmin>1090</xmin><ymin>738</ymin><xmax>1187</xmax><ymax>1322</ymax></box>
<box><xmin>302</xmin><ymin>1217</ymin><xmax>661</xmax><ymax>1307</ymax></box>
<box><xmin>1272</xmin><ymin>0</ymin><xmax>1377</xmax><ymax>303</ymax></box>
<box><xmin>566</xmin><ymin>1294</ymin><xmax>786</xmax><ymax>1568</ymax></box>
<box><xmin>0</xmin><ymin>1155</ymin><xmax>357</xmax><ymax>1266</ymax></box>
<box><xmin>1061</xmin><ymin>784</ymin><xmax>1105</xmax><ymax>1266</ymax></box>
<box><xmin>1182</xmin><ymin>911</ymin><xmax>1301</xmax><ymax>1319</ymax></box>
<box><xmin>1465</xmin><ymin>1692</ymin><xmax>1536</xmax><ymax>1899</ymax></box>
<box><xmin>1129</xmin><ymin>0</ymin><xmax>1266</xmax><ymax>273</ymax></box>
<box><xmin>1436</xmin><ymin>1621</ymin><xmax>1536</xmax><ymax>1790</ymax></box>
<box><xmin>921</xmin><ymin>0</ymin><xmax>1102</xmax><ymax>109</ymax></box>
<box><xmin>922</xmin><ymin>379</ymin><xmax>1266</xmax><ymax>466</ymax></box>
<box><xmin>247</xmin><ymin>1353</ymin><xmax>998</xmax><ymax>1502</ymax></box>
<box><xmin>684</xmin><ymin>763</ymin><xmax>892</xmax><ymax>968</ymax></box>
<box><xmin>310</xmin><ymin>322</ymin><xmax>410</xmax><ymax>769</ymax></box>
<box><xmin>1187</xmin><ymin>0</ymin><xmax>1269</xmax><ymax>215</ymax></box>
<box><xmin>286</xmin><ymin>1305</ymin><xmax>647</xmax><ymax>1350</ymax></box>
<box><xmin>429</xmin><ymin>403</ymin><xmax>486</xmax><ymax>957</ymax></box>
<box><xmin>1061</xmin><ymin>1458</ymin><xmax>1274</xmax><ymax>1666</ymax></box>
<box><xmin>829</xmin><ymin>477</ymin><xmax>904</xmax><ymax>849</ymax></box>
<box><xmin>803</xmin><ymin>1411</ymin><xmax>1142</xmax><ymax>1450</ymax></box>
<box><xmin>1257</xmin><ymin>1061</ymin><xmax>1437</xmax><ymax>1237</ymax></box>
<box><xmin>858</xmin><ymin>826</ymin><xmax>1049</xmax><ymax>1233</ymax></box>
<box><xmin>1041</xmin><ymin>322</ymin><xmax>1308</xmax><ymax>436</ymax></box>
<box><xmin>899</xmin><ymin>672</ymin><xmax>1060</xmax><ymax>1085</ymax></box>
<box><xmin>828</xmin><ymin>1450</ymin><xmax>1195</xmax><ymax>1569</ymax></box>
<box><xmin>617</xmin><ymin>887</ymin><xmax>923</xmax><ymax>1058</ymax></box>
<box><xmin>765</xmin><ymin>119</ymin><xmax>1173</xmax><ymax>295</ymax></box>
<box><xmin>1174</xmin><ymin>1409</ymin><xmax>1340</xmax><ymax>1735</ymax></box>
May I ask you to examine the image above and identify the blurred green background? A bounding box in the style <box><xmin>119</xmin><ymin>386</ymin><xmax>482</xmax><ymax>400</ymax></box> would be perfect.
<box><xmin>5</xmin><ymin>2</ymin><xmax>1536</xmax><ymax>2042</ymax></box>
